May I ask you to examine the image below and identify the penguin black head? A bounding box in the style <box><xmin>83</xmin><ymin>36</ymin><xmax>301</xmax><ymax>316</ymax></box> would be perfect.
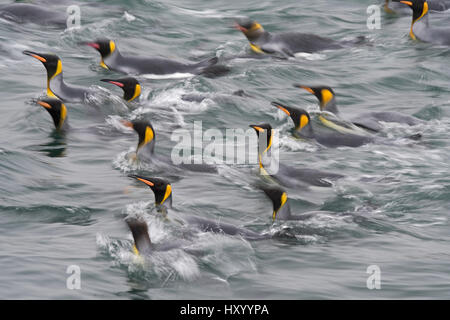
<box><xmin>394</xmin><ymin>0</ymin><xmax>428</xmax><ymax>21</ymax></box>
<box><xmin>36</xmin><ymin>98</ymin><xmax>68</xmax><ymax>131</ymax></box>
<box><xmin>293</xmin><ymin>84</ymin><xmax>337</xmax><ymax>113</ymax></box>
<box><xmin>85</xmin><ymin>39</ymin><xmax>117</xmax><ymax>69</ymax></box>
<box><xmin>260</xmin><ymin>185</ymin><xmax>290</xmax><ymax>221</ymax></box>
<box><xmin>122</xmin><ymin>119</ymin><xmax>155</xmax><ymax>153</ymax></box>
<box><xmin>125</xmin><ymin>217</ymin><xmax>152</xmax><ymax>256</ymax></box>
<box><xmin>130</xmin><ymin>175</ymin><xmax>173</xmax><ymax>208</ymax></box>
<box><xmin>23</xmin><ymin>50</ymin><xmax>62</xmax><ymax>80</ymax></box>
<box><xmin>271</xmin><ymin>102</ymin><xmax>311</xmax><ymax>133</ymax></box>
<box><xmin>249</xmin><ymin>123</ymin><xmax>273</xmax><ymax>152</ymax></box>
<box><xmin>85</xmin><ymin>38</ymin><xmax>116</xmax><ymax>58</ymax></box>
<box><xmin>234</xmin><ymin>18</ymin><xmax>265</xmax><ymax>41</ymax></box>
<box><xmin>101</xmin><ymin>77</ymin><xmax>141</xmax><ymax>102</ymax></box>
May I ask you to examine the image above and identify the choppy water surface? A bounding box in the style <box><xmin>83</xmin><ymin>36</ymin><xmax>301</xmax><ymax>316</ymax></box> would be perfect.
<box><xmin>0</xmin><ymin>0</ymin><xmax>449</xmax><ymax>299</ymax></box>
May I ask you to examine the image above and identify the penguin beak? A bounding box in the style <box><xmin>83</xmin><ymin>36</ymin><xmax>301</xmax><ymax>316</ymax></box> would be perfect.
<box><xmin>101</xmin><ymin>79</ymin><xmax>124</xmax><ymax>87</ymax></box>
<box><xmin>249</xmin><ymin>125</ymin><xmax>264</xmax><ymax>132</ymax></box>
<box><xmin>271</xmin><ymin>102</ymin><xmax>291</xmax><ymax>116</ymax></box>
<box><xmin>399</xmin><ymin>1</ymin><xmax>413</xmax><ymax>5</ymax></box>
<box><xmin>130</xmin><ymin>175</ymin><xmax>155</xmax><ymax>187</ymax></box>
<box><xmin>85</xmin><ymin>42</ymin><xmax>100</xmax><ymax>50</ymax></box>
<box><xmin>135</xmin><ymin>177</ymin><xmax>154</xmax><ymax>187</ymax></box>
<box><xmin>121</xmin><ymin>120</ymin><xmax>134</xmax><ymax>129</ymax></box>
<box><xmin>234</xmin><ymin>22</ymin><xmax>247</xmax><ymax>32</ymax></box>
<box><xmin>293</xmin><ymin>84</ymin><xmax>315</xmax><ymax>94</ymax></box>
<box><xmin>23</xmin><ymin>50</ymin><xmax>47</xmax><ymax>63</ymax></box>
<box><xmin>37</xmin><ymin>101</ymin><xmax>52</xmax><ymax>109</ymax></box>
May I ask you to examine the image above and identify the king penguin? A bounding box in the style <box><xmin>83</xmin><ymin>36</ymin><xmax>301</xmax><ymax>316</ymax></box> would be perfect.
<box><xmin>385</xmin><ymin>0</ymin><xmax>450</xmax><ymax>14</ymax></box>
<box><xmin>125</xmin><ymin>217</ymin><xmax>188</xmax><ymax>256</ymax></box>
<box><xmin>393</xmin><ymin>0</ymin><xmax>450</xmax><ymax>45</ymax></box>
<box><xmin>293</xmin><ymin>84</ymin><xmax>423</xmax><ymax>132</ymax></box>
<box><xmin>130</xmin><ymin>175</ymin><xmax>269</xmax><ymax>240</ymax></box>
<box><xmin>260</xmin><ymin>185</ymin><xmax>318</xmax><ymax>221</ymax></box>
<box><xmin>23</xmin><ymin>50</ymin><xmax>95</xmax><ymax>102</ymax></box>
<box><xmin>121</xmin><ymin>120</ymin><xmax>217</xmax><ymax>173</ymax></box>
<box><xmin>101</xmin><ymin>77</ymin><xmax>142</xmax><ymax>102</ymax></box>
<box><xmin>35</xmin><ymin>98</ymin><xmax>70</xmax><ymax>132</ymax></box>
<box><xmin>270</xmin><ymin>103</ymin><xmax>374</xmax><ymax>148</ymax></box>
<box><xmin>234</xmin><ymin>18</ymin><xmax>365</xmax><ymax>58</ymax></box>
<box><xmin>249</xmin><ymin>123</ymin><xmax>344</xmax><ymax>188</ymax></box>
<box><xmin>84</xmin><ymin>38</ymin><xmax>222</xmax><ymax>76</ymax></box>
<box><xmin>0</xmin><ymin>3</ymin><xmax>67</xmax><ymax>27</ymax></box>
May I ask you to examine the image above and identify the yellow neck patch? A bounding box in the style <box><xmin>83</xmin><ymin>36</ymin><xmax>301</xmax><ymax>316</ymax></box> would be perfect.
<box><xmin>132</xmin><ymin>244</ymin><xmax>140</xmax><ymax>256</ymax></box>
<box><xmin>58</xmin><ymin>104</ymin><xmax>67</xmax><ymax>129</ymax></box>
<box><xmin>410</xmin><ymin>2</ymin><xmax>428</xmax><ymax>40</ymax></box>
<box><xmin>320</xmin><ymin>89</ymin><xmax>334</xmax><ymax>109</ymax></box>
<box><xmin>250</xmin><ymin>43</ymin><xmax>264</xmax><ymax>54</ymax></box>
<box><xmin>100</xmin><ymin>60</ymin><xmax>109</xmax><ymax>69</ymax></box>
<box><xmin>299</xmin><ymin>114</ymin><xmax>309</xmax><ymax>130</ymax></box>
<box><xmin>109</xmin><ymin>40</ymin><xmax>116</xmax><ymax>54</ymax></box>
<box><xmin>249</xmin><ymin>22</ymin><xmax>263</xmax><ymax>32</ymax></box>
<box><xmin>46</xmin><ymin>85</ymin><xmax>57</xmax><ymax>98</ymax></box>
<box><xmin>161</xmin><ymin>184</ymin><xmax>172</xmax><ymax>205</ymax></box>
<box><xmin>138</xmin><ymin>126</ymin><xmax>154</xmax><ymax>150</ymax></box>
<box><xmin>50</xmin><ymin>60</ymin><xmax>62</xmax><ymax>80</ymax></box>
<box><xmin>273</xmin><ymin>192</ymin><xmax>288</xmax><ymax>221</ymax></box>
<box><xmin>128</xmin><ymin>84</ymin><xmax>141</xmax><ymax>102</ymax></box>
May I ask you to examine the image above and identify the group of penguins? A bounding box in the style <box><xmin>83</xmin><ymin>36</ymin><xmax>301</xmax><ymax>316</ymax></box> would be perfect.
<box><xmin>13</xmin><ymin>0</ymin><xmax>449</xmax><ymax>257</ymax></box>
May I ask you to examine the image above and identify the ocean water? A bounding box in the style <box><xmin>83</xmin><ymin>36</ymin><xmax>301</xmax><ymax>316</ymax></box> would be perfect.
<box><xmin>0</xmin><ymin>0</ymin><xmax>449</xmax><ymax>300</ymax></box>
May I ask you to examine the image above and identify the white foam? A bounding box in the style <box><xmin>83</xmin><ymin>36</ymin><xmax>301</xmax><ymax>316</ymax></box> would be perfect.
<box><xmin>294</xmin><ymin>52</ymin><xmax>326</xmax><ymax>60</ymax></box>
<box><xmin>123</xmin><ymin>11</ymin><xmax>136</xmax><ymax>22</ymax></box>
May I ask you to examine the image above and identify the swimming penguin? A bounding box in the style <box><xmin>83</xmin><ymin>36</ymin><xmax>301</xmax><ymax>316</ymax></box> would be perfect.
<box><xmin>234</xmin><ymin>18</ymin><xmax>365</xmax><ymax>58</ymax></box>
<box><xmin>122</xmin><ymin>120</ymin><xmax>217</xmax><ymax>173</ymax></box>
<box><xmin>260</xmin><ymin>185</ymin><xmax>318</xmax><ymax>221</ymax></box>
<box><xmin>293</xmin><ymin>84</ymin><xmax>424</xmax><ymax>132</ymax></box>
<box><xmin>270</xmin><ymin>103</ymin><xmax>374</xmax><ymax>148</ymax></box>
<box><xmin>249</xmin><ymin>123</ymin><xmax>344</xmax><ymax>188</ymax></box>
<box><xmin>0</xmin><ymin>3</ymin><xmax>67</xmax><ymax>27</ymax></box>
<box><xmin>394</xmin><ymin>0</ymin><xmax>450</xmax><ymax>45</ymax></box>
<box><xmin>84</xmin><ymin>39</ymin><xmax>222</xmax><ymax>76</ymax></box>
<box><xmin>125</xmin><ymin>217</ymin><xmax>187</xmax><ymax>256</ymax></box>
<box><xmin>126</xmin><ymin>217</ymin><xmax>153</xmax><ymax>256</ymax></box>
<box><xmin>35</xmin><ymin>98</ymin><xmax>69</xmax><ymax>131</ymax></box>
<box><xmin>384</xmin><ymin>0</ymin><xmax>450</xmax><ymax>14</ymax></box>
<box><xmin>130</xmin><ymin>175</ymin><xmax>269</xmax><ymax>240</ymax></box>
<box><xmin>100</xmin><ymin>77</ymin><xmax>141</xmax><ymax>102</ymax></box>
<box><xmin>23</xmin><ymin>50</ymin><xmax>95</xmax><ymax>102</ymax></box>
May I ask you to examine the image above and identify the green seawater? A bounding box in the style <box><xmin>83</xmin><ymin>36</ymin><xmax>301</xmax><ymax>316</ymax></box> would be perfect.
<box><xmin>0</xmin><ymin>0</ymin><xmax>449</xmax><ymax>299</ymax></box>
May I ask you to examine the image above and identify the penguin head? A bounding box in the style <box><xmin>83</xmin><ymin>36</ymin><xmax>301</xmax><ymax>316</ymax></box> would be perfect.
<box><xmin>395</xmin><ymin>1</ymin><xmax>428</xmax><ymax>21</ymax></box>
<box><xmin>249</xmin><ymin>123</ymin><xmax>273</xmax><ymax>154</ymax></box>
<box><xmin>271</xmin><ymin>102</ymin><xmax>311</xmax><ymax>133</ymax></box>
<box><xmin>101</xmin><ymin>77</ymin><xmax>141</xmax><ymax>102</ymax></box>
<box><xmin>130</xmin><ymin>175</ymin><xmax>173</xmax><ymax>209</ymax></box>
<box><xmin>36</xmin><ymin>98</ymin><xmax>68</xmax><ymax>131</ymax></box>
<box><xmin>234</xmin><ymin>18</ymin><xmax>265</xmax><ymax>41</ymax></box>
<box><xmin>122</xmin><ymin>119</ymin><xmax>155</xmax><ymax>153</ymax></box>
<box><xmin>85</xmin><ymin>38</ymin><xmax>117</xmax><ymax>58</ymax></box>
<box><xmin>125</xmin><ymin>217</ymin><xmax>152</xmax><ymax>256</ymax></box>
<box><xmin>260</xmin><ymin>185</ymin><xmax>291</xmax><ymax>221</ymax></box>
<box><xmin>293</xmin><ymin>84</ymin><xmax>337</xmax><ymax>113</ymax></box>
<box><xmin>23</xmin><ymin>50</ymin><xmax>62</xmax><ymax>80</ymax></box>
